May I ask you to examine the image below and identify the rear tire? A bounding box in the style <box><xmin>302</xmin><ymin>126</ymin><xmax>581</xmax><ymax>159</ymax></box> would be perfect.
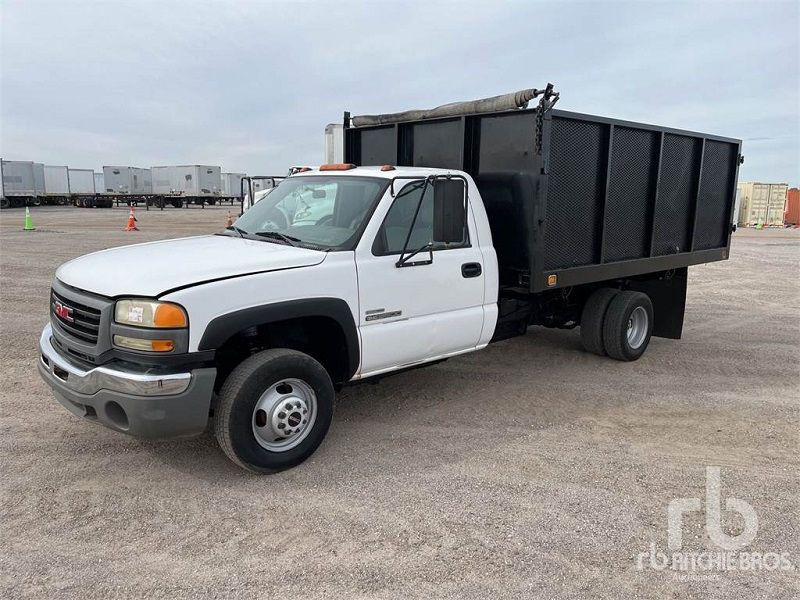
<box><xmin>214</xmin><ymin>349</ymin><xmax>334</xmax><ymax>473</ymax></box>
<box><xmin>580</xmin><ymin>288</ymin><xmax>619</xmax><ymax>356</ymax></box>
<box><xmin>602</xmin><ymin>291</ymin><xmax>653</xmax><ymax>361</ymax></box>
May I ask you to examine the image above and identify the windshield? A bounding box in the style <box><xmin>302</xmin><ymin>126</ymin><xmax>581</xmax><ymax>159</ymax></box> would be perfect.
<box><xmin>232</xmin><ymin>176</ymin><xmax>388</xmax><ymax>250</ymax></box>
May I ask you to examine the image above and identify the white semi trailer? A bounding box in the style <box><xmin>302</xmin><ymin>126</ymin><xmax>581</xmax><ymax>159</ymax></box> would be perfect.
<box><xmin>102</xmin><ymin>166</ymin><xmax>152</xmax><ymax>195</ymax></box>
<box><xmin>152</xmin><ymin>165</ymin><xmax>222</xmax><ymax>205</ymax></box>
<box><xmin>221</xmin><ymin>172</ymin><xmax>246</xmax><ymax>199</ymax></box>
<box><xmin>94</xmin><ymin>172</ymin><xmax>105</xmax><ymax>196</ymax></box>
<box><xmin>1</xmin><ymin>160</ymin><xmax>44</xmax><ymax>208</ymax></box>
<box><xmin>44</xmin><ymin>165</ymin><xmax>71</xmax><ymax>205</ymax></box>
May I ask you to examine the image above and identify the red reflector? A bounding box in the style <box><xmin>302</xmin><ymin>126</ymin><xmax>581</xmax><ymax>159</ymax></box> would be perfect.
<box><xmin>319</xmin><ymin>163</ymin><xmax>356</xmax><ymax>171</ymax></box>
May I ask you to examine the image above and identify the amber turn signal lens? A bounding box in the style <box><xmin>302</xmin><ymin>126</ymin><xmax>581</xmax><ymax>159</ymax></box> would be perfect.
<box><xmin>153</xmin><ymin>304</ymin><xmax>187</xmax><ymax>328</ymax></box>
<box><xmin>150</xmin><ymin>340</ymin><xmax>175</xmax><ymax>352</ymax></box>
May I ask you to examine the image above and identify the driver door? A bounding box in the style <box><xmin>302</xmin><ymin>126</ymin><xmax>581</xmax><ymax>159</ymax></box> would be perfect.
<box><xmin>355</xmin><ymin>179</ymin><xmax>485</xmax><ymax>377</ymax></box>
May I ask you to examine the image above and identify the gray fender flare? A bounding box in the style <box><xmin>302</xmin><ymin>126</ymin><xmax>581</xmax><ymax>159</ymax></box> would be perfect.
<box><xmin>198</xmin><ymin>298</ymin><xmax>359</xmax><ymax>380</ymax></box>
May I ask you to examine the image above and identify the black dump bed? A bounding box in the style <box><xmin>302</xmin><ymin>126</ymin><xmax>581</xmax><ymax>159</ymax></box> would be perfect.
<box><xmin>344</xmin><ymin>92</ymin><xmax>742</xmax><ymax>293</ymax></box>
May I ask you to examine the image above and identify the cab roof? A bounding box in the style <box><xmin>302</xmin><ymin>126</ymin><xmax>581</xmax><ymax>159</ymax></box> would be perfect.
<box><xmin>291</xmin><ymin>165</ymin><xmax>464</xmax><ymax>180</ymax></box>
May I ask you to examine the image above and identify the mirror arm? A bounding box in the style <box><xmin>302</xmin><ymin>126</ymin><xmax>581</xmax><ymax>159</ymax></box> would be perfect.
<box><xmin>396</xmin><ymin>242</ymin><xmax>433</xmax><ymax>267</ymax></box>
<box><xmin>395</xmin><ymin>176</ymin><xmax>432</xmax><ymax>267</ymax></box>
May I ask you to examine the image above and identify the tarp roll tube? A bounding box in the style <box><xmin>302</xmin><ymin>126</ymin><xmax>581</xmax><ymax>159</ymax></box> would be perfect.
<box><xmin>352</xmin><ymin>88</ymin><xmax>543</xmax><ymax>127</ymax></box>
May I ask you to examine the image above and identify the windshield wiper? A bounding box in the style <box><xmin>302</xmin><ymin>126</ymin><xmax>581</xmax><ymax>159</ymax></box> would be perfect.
<box><xmin>226</xmin><ymin>225</ymin><xmax>247</xmax><ymax>238</ymax></box>
<box><xmin>254</xmin><ymin>231</ymin><xmax>301</xmax><ymax>246</ymax></box>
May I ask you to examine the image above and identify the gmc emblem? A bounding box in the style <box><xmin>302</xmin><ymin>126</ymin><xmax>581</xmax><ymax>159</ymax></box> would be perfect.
<box><xmin>54</xmin><ymin>301</ymin><xmax>74</xmax><ymax>323</ymax></box>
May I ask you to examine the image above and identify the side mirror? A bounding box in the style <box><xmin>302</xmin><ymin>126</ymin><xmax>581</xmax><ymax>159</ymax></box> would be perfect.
<box><xmin>433</xmin><ymin>179</ymin><xmax>466</xmax><ymax>244</ymax></box>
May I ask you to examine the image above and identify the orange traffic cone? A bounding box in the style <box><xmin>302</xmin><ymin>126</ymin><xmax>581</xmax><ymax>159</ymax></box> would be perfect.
<box><xmin>226</xmin><ymin>211</ymin><xmax>233</xmax><ymax>228</ymax></box>
<box><xmin>124</xmin><ymin>206</ymin><xmax>139</xmax><ymax>231</ymax></box>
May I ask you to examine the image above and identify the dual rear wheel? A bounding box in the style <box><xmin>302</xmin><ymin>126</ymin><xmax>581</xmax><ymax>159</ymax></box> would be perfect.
<box><xmin>580</xmin><ymin>288</ymin><xmax>654</xmax><ymax>361</ymax></box>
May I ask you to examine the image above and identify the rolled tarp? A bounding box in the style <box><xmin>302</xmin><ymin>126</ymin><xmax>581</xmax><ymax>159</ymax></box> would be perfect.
<box><xmin>351</xmin><ymin>88</ymin><xmax>543</xmax><ymax>127</ymax></box>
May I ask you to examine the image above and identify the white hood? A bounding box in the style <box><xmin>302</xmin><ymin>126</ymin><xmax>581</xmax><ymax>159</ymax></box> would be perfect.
<box><xmin>56</xmin><ymin>235</ymin><xmax>326</xmax><ymax>297</ymax></box>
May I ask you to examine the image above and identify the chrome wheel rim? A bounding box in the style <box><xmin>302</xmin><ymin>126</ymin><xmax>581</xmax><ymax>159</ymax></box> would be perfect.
<box><xmin>252</xmin><ymin>378</ymin><xmax>317</xmax><ymax>452</ymax></box>
<box><xmin>626</xmin><ymin>306</ymin><xmax>648</xmax><ymax>350</ymax></box>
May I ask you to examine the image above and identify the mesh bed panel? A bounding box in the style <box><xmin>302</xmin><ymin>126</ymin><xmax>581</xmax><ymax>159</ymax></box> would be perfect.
<box><xmin>603</xmin><ymin>127</ymin><xmax>660</xmax><ymax>262</ymax></box>
<box><xmin>652</xmin><ymin>134</ymin><xmax>701</xmax><ymax>256</ymax></box>
<box><xmin>694</xmin><ymin>140</ymin><xmax>736</xmax><ymax>250</ymax></box>
<box><xmin>543</xmin><ymin>118</ymin><xmax>607</xmax><ymax>270</ymax></box>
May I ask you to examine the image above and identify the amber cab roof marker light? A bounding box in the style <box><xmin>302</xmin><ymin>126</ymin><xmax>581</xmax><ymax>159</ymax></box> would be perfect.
<box><xmin>380</xmin><ymin>165</ymin><xmax>395</xmax><ymax>171</ymax></box>
<box><xmin>319</xmin><ymin>163</ymin><xmax>357</xmax><ymax>171</ymax></box>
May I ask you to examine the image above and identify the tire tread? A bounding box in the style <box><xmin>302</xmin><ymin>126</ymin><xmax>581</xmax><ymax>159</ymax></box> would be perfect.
<box><xmin>602</xmin><ymin>291</ymin><xmax>653</xmax><ymax>361</ymax></box>
<box><xmin>580</xmin><ymin>288</ymin><xmax>619</xmax><ymax>356</ymax></box>
<box><xmin>214</xmin><ymin>348</ymin><xmax>331</xmax><ymax>473</ymax></box>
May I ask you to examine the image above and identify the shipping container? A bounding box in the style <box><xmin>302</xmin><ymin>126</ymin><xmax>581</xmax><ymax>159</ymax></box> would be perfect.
<box><xmin>44</xmin><ymin>165</ymin><xmax>71</xmax><ymax>195</ymax></box>
<box><xmin>151</xmin><ymin>165</ymin><xmax>221</xmax><ymax>197</ymax></box>
<box><xmin>737</xmin><ymin>182</ymin><xmax>787</xmax><ymax>226</ymax></box>
<box><xmin>68</xmin><ymin>169</ymin><xmax>96</xmax><ymax>195</ymax></box>
<box><xmin>221</xmin><ymin>172</ymin><xmax>246</xmax><ymax>198</ymax></box>
<box><xmin>785</xmin><ymin>188</ymin><xmax>800</xmax><ymax>227</ymax></box>
<box><xmin>94</xmin><ymin>172</ymin><xmax>105</xmax><ymax>194</ymax></box>
<box><xmin>731</xmin><ymin>185</ymin><xmax>742</xmax><ymax>225</ymax></box>
<box><xmin>102</xmin><ymin>166</ymin><xmax>152</xmax><ymax>194</ymax></box>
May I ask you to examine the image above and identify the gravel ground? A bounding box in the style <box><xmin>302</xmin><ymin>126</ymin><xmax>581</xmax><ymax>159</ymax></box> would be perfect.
<box><xmin>1</xmin><ymin>206</ymin><xmax>798</xmax><ymax>599</ymax></box>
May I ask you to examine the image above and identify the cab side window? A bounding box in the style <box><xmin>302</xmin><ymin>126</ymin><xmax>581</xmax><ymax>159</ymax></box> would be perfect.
<box><xmin>372</xmin><ymin>181</ymin><xmax>469</xmax><ymax>255</ymax></box>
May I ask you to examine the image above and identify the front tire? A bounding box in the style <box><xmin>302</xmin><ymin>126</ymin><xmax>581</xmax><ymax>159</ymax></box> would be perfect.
<box><xmin>214</xmin><ymin>349</ymin><xmax>334</xmax><ymax>473</ymax></box>
<box><xmin>602</xmin><ymin>291</ymin><xmax>654</xmax><ymax>361</ymax></box>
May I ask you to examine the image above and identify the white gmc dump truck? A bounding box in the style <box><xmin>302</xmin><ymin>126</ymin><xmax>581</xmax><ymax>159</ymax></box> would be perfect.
<box><xmin>38</xmin><ymin>86</ymin><xmax>743</xmax><ymax>472</ymax></box>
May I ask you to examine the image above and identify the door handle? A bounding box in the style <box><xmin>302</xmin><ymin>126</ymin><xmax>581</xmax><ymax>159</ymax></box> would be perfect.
<box><xmin>461</xmin><ymin>262</ymin><xmax>482</xmax><ymax>278</ymax></box>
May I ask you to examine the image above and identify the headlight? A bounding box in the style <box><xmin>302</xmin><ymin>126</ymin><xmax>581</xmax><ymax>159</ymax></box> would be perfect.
<box><xmin>115</xmin><ymin>299</ymin><xmax>187</xmax><ymax>328</ymax></box>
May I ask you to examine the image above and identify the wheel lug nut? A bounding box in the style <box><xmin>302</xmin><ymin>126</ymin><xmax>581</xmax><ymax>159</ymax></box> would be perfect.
<box><xmin>278</xmin><ymin>412</ymin><xmax>286</xmax><ymax>419</ymax></box>
<box><xmin>284</xmin><ymin>403</ymin><xmax>293</xmax><ymax>410</ymax></box>
<box><xmin>277</xmin><ymin>423</ymin><xmax>285</xmax><ymax>429</ymax></box>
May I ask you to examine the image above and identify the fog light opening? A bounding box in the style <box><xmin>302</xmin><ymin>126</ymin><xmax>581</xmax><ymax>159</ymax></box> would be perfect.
<box><xmin>104</xmin><ymin>401</ymin><xmax>129</xmax><ymax>431</ymax></box>
<box><xmin>53</xmin><ymin>365</ymin><xmax>68</xmax><ymax>381</ymax></box>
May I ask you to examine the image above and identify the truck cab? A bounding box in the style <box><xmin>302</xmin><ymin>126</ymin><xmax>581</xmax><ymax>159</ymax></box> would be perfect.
<box><xmin>39</xmin><ymin>165</ymin><xmax>498</xmax><ymax>472</ymax></box>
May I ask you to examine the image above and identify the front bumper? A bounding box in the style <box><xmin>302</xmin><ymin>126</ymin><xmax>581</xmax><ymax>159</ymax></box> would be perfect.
<box><xmin>38</xmin><ymin>323</ymin><xmax>216</xmax><ymax>438</ymax></box>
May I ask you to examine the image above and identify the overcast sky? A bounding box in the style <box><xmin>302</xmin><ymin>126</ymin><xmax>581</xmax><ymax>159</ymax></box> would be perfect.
<box><xmin>1</xmin><ymin>1</ymin><xmax>798</xmax><ymax>184</ymax></box>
